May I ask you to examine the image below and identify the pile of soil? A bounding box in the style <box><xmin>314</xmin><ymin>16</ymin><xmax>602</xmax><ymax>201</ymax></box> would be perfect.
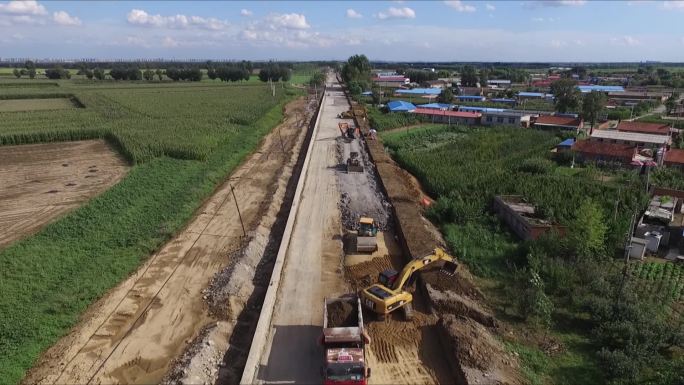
<box><xmin>344</xmin><ymin>255</ymin><xmax>393</xmax><ymax>291</ymax></box>
<box><xmin>438</xmin><ymin>315</ymin><xmax>522</xmax><ymax>385</ymax></box>
<box><xmin>327</xmin><ymin>300</ymin><xmax>358</xmax><ymax>328</ymax></box>
<box><xmin>427</xmin><ymin>285</ymin><xmax>497</xmax><ymax>329</ymax></box>
<box><xmin>421</xmin><ymin>268</ymin><xmax>483</xmax><ymax>300</ymax></box>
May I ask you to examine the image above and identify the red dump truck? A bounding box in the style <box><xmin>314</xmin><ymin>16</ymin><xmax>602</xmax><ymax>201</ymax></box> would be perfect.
<box><xmin>321</xmin><ymin>296</ymin><xmax>371</xmax><ymax>385</ymax></box>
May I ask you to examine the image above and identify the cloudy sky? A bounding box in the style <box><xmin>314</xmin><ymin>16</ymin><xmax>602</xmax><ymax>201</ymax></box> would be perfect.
<box><xmin>2</xmin><ymin>0</ymin><xmax>684</xmax><ymax>61</ymax></box>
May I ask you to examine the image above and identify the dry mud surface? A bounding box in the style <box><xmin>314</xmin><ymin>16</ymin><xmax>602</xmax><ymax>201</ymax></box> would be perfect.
<box><xmin>22</xmin><ymin>97</ymin><xmax>313</xmax><ymax>385</ymax></box>
<box><xmin>0</xmin><ymin>140</ymin><xmax>129</xmax><ymax>249</ymax></box>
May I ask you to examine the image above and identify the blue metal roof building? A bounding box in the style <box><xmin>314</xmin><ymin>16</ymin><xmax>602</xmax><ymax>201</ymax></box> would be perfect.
<box><xmin>490</xmin><ymin>98</ymin><xmax>517</xmax><ymax>104</ymax></box>
<box><xmin>395</xmin><ymin>88</ymin><xmax>441</xmax><ymax>95</ymax></box>
<box><xmin>577</xmin><ymin>85</ymin><xmax>625</xmax><ymax>93</ymax></box>
<box><xmin>456</xmin><ymin>95</ymin><xmax>486</xmax><ymax>101</ymax></box>
<box><xmin>557</xmin><ymin>138</ymin><xmax>575</xmax><ymax>148</ymax></box>
<box><xmin>458</xmin><ymin>106</ymin><xmax>506</xmax><ymax>113</ymax></box>
<box><xmin>387</xmin><ymin>100</ymin><xmax>417</xmax><ymax>112</ymax></box>
<box><xmin>417</xmin><ymin>103</ymin><xmax>454</xmax><ymax>110</ymax></box>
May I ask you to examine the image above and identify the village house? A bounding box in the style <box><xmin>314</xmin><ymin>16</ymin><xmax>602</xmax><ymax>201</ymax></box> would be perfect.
<box><xmin>492</xmin><ymin>195</ymin><xmax>566</xmax><ymax>241</ymax></box>
<box><xmin>411</xmin><ymin>108</ymin><xmax>481</xmax><ymax>125</ymax></box>
<box><xmin>533</xmin><ymin>115</ymin><xmax>584</xmax><ymax>131</ymax></box>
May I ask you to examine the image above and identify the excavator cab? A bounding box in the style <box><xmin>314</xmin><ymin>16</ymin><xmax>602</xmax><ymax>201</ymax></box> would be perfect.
<box><xmin>378</xmin><ymin>269</ymin><xmax>398</xmax><ymax>288</ymax></box>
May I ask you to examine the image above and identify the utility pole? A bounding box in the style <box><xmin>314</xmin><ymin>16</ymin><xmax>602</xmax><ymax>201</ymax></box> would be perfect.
<box><xmin>617</xmin><ymin>211</ymin><xmax>637</xmax><ymax>305</ymax></box>
<box><xmin>230</xmin><ymin>184</ymin><xmax>246</xmax><ymax>237</ymax></box>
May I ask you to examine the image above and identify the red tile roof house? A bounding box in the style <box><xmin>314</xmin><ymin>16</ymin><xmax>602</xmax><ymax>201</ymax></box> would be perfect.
<box><xmin>411</xmin><ymin>108</ymin><xmax>481</xmax><ymax>125</ymax></box>
<box><xmin>533</xmin><ymin>115</ymin><xmax>584</xmax><ymax>131</ymax></box>
<box><xmin>617</xmin><ymin>121</ymin><xmax>672</xmax><ymax>136</ymax></box>
<box><xmin>664</xmin><ymin>148</ymin><xmax>684</xmax><ymax>168</ymax></box>
<box><xmin>572</xmin><ymin>139</ymin><xmax>636</xmax><ymax>165</ymax></box>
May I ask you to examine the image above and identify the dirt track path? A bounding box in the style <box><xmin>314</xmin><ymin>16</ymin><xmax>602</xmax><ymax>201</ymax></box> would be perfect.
<box><xmin>23</xmin><ymin>98</ymin><xmax>309</xmax><ymax>385</ymax></box>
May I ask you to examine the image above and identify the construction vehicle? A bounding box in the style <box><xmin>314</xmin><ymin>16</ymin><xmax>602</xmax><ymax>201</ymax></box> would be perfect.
<box><xmin>355</xmin><ymin>217</ymin><xmax>378</xmax><ymax>253</ymax></box>
<box><xmin>338</xmin><ymin>122</ymin><xmax>359</xmax><ymax>141</ymax></box>
<box><xmin>346</xmin><ymin>152</ymin><xmax>364</xmax><ymax>173</ymax></box>
<box><xmin>360</xmin><ymin>247</ymin><xmax>458</xmax><ymax>320</ymax></box>
<box><xmin>338</xmin><ymin>110</ymin><xmax>354</xmax><ymax>119</ymax></box>
<box><xmin>321</xmin><ymin>296</ymin><xmax>371</xmax><ymax>385</ymax></box>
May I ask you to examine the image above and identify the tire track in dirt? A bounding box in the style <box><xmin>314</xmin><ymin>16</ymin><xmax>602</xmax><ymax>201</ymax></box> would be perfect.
<box><xmin>22</xmin><ymin>98</ymin><xmax>310</xmax><ymax>385</ymax></box>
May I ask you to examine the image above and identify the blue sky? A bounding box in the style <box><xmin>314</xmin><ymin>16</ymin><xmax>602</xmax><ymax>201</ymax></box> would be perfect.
<box><xmin>1</xmin><ymin>0</ymin><xmax>684</xmax><ymax>61</ymax></box>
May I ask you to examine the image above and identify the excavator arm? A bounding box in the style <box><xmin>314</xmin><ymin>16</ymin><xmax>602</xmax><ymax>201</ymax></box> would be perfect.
<box><xmin>391</xmin><ymin>247</ymin><xmax>457</xmax><ymax>291</ymax></box>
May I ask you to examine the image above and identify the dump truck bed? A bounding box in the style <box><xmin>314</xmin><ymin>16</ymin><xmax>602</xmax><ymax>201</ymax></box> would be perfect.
<box><xmin>323</xmin><ymin>296</ymin><xmax>364</xmax><ymax>344</ymax></box>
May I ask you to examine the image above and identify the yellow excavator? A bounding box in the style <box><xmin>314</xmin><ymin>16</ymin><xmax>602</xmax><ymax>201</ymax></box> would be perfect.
<box><xmin>360</xmin><ymin>247</ymin><xmax>457</xmax><ymax>321</ymax></box>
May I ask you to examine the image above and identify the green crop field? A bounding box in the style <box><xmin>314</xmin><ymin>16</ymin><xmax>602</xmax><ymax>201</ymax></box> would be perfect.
<box><xmin>0</xmin><ymin>79</ymin><xmax>304</xmax><ymax>384</ymax></box>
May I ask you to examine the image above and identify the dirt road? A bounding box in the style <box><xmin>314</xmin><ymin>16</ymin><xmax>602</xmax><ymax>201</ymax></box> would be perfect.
<box><xmin>256</xmin><ymin>79</ymin><xmax>348</xmax><ymax>384</ymax></box>
<box><xmin>0</xmin><ymin>140</ymin><xmax>129</xmax><ymax>249</ymax></box>
<box><xmin>23</xmin><ymin>98</ymin><xmax>312</xmax><ymax>385</ymax></box>
<box><xmin>254</xmin><ymin>78</ymin><xmax>452</xmax><ymax>385</ymax></box>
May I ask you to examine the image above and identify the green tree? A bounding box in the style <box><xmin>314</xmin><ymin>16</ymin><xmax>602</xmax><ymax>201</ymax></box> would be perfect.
<box><xmin>568</xmin><ymin>200</ymin><xmax>607</xmax><ymax>260</ymax></box>
<box><xmin>143</xmin><ymin>69</ymin><xmax>155</xmax><ymax>81</ymax></box>
<box><xmin>479</xmin><ymin>69</ymin><xmax>489</xmax><ymax>87</ymax></box>
<box><xmin>437</xmin><ymin>88</ymin><xmax>454</xmax><ymax>104</ymax></box>
<box><xmin>341</xmin><ymin>54</ymin><xmax>371</xmax><ymax>90</ymax></box>
<box><xmin>24</xmin><ymin>60</ymin><xmax>35</xmax><ymax>70</ymax></box>
<box><xmin>550</xmin><ymin>78</ymin><xmax>580</xmax><ymax>113</ymax></box>
<box><xmin>28</xmin><ymin>68</ymin><xmax>36</xmax><ymax>79</ymax></box>
<box><xmin>93</xmin><ymin>68</ymin><xmax>105</xmax><ymax>80</ymax></box>
<box><xmin>155</xmin><ymin>68</ymin><xmax>163</xmax><ymax>81</ymax></box>
<box><xmin>84</xmin><ymin>69</ymin><xmax>93</xmax><ymax>80</ymax></box>
<box><xmin>665</xmin><ymin>92</ymin><xmax>679</xmax><ymax>114</ymax></box>
<box><xmin>12</xmin><ymin>68</ymin><xmax>21</xmax><ymax>78</ymax></box>
<box><xmin>309</xmin><ymin>71</ymin><xmax>326</xmax><ymax>88</ymax></box>
<box><xmin>582</xmin><ymin>91</ymin><xmax>607</xmax><ymax>128</ymax></box>
<box><xmin>460</xmin><ymin>65</ymin><xmax>478</xmax><ymax>87</ymax></box>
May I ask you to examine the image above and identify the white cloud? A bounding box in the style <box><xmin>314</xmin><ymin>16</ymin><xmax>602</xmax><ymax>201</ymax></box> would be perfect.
<box><xmin>240</xmin><ymin>9</ymin><xmax>253</xmax><ymax>17</ymax></box>
<box><xmin>526</xmin><ymin>0</ymin><xmax>586</xmax><ymax>7</ymax></box>
<box><xmin>532</xmin><ymin>17</ymin><xmax>557</xmax><ymax>22</ymax></box>
<box><xmin>0</xmin><ymin>0</ymin><xmax>47</xmax><ymax>15</ymax></box>
<box><xmin>444</xmin><ymin>1</ymin><xmax>476</xmax><ymax>12</ymax></box>
<box><xmin>486</xmin><ymin>3</ymin><xmax>496</xmax><ymax>11</ymax></box>
<box><xmin>663</xmin><ymin>1</ymin><xmax>684</xmax><ymax>10</ymax></box>
<box><xmin>346</xmin><ymin>9</ymin><xmax>363</xmax><ymax>18</ymax></box>
<box><xmin>263</xmin><ymin>13</ymin><xmax>310</xmax><ymax>29</ymax></box>
<box><xmin>162</xmin><ymin>36</ymin><xmax>179</xmax><ymax>47</ymax></box>
<box><xmin>377</xmin><ymin>7</ymin><xmax>416</xmax><ymax>19</ymax></box>
<box><xmin>126</xmin><ymin>9</ymin><xmax>228</xmax><ymax>30</ymax></box>
<box><xmin>623</xmin><ymin>35</ymin><xmax>640</xmax><ymax>45</ymax></box>
<box><xmin>53</xmin><ymin>11</ymin><xmax>81</xmax><ymax>26</ymax></box>
<box><xmin>610</xmin><ymin>35</ymin><xmax>641</xmax><ymax>46</ymax></box>
<box><xmin>551</xmin><ymin>39</ymin><xmax>567</xmax><ymax>48</ymax></box>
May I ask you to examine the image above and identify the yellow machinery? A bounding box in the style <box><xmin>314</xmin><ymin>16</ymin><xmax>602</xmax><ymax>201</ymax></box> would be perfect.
<box><xmin>355</xmin><ymin>217</ymin><xmax>378</xmax><ymax>253</ymax></box>
<box><xmin>360</xmin><ymin>247</ymin><xmax>457</xmax><ymax>320</ymax></box>
<box><xmin>346</xmin><ymin>152</ymin><xmax>364</xmax><ymax>173</ymax></box>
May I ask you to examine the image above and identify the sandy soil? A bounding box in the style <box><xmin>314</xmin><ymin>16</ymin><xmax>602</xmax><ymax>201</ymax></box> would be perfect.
<box><xmin>0</xmin><ymin>140</ymin><xmax>129</xmax><ymax>249</ymax></box>
<box><xmin>22</xmin><ymin>98</ymin><xmax>311</xmax><ymax>385</ymax></box>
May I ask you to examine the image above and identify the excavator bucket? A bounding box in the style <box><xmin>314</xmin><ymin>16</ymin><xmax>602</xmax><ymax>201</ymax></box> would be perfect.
<box><xmin>440</xmin><ymin>261</ymin><xmax>458</xmax><ymax>276</ymax></box>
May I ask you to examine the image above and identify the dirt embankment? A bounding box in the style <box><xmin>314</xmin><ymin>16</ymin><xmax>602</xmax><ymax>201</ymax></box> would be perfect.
<box><xmin>343</xmin><ymin>85</ymin><xmax>523</xmax><ymax>385</ymax></box>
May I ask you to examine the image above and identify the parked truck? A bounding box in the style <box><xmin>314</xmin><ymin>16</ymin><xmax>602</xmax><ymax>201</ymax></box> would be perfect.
<box><xmin>321</xmin><ymin>296</ymin><xmax>371</xmax><ymax>385</ymax></box>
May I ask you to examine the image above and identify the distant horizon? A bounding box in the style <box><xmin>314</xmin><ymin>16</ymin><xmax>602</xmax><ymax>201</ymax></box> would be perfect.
<box><xmin>2</xmin><ymin>0</ymin><xmax>684</xmax><ymax>61</ymax></box>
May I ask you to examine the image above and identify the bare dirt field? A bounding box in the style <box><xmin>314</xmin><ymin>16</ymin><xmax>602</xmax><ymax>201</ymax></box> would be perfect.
<box><xmin>22</xmin><ymin>97</ymin><xmax>314</xmax><ymax>385</ymax></box>
<box><xmin>0</xmin><ymin>140</ymin><xmax>129</xmax><ymax>249</ymax></box>
<box><xmin>0</xmin><ymin>98</ymin><xmax>76</xmax><ymax>112</ymax></box>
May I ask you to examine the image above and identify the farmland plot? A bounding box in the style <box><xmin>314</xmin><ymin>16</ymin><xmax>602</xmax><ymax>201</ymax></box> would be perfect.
<box><xmin>0</xmin><ymin>81</ymin><xmax>301</xmax><ymax>384</ymax></box>
<box><xmin>0</xmin><ymin>98</ymin><xmax>77</xmax><ymax>112</ymax></box>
